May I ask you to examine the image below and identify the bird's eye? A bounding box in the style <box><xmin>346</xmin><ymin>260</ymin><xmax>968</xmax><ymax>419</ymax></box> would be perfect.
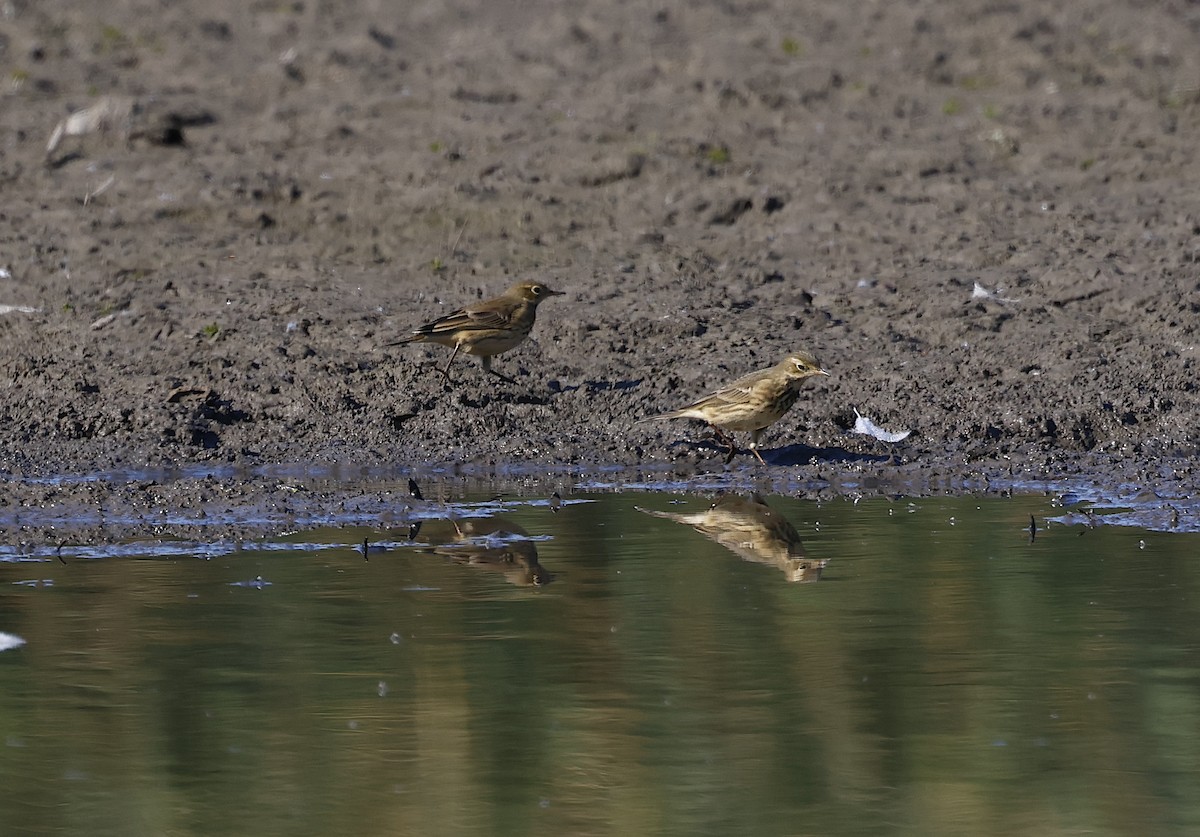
<box><xmin>533</xmin><ymin>286</ymin><xmax>545</xmax><ymax>295</ymax></box>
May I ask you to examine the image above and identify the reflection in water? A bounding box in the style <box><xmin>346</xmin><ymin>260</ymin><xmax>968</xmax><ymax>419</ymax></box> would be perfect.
<box><xmin>421</xmin><ymin>516</ymin><xmax>553</xmax><ymax>587</ymax></box>
<box><xmin>4</xmin><ymin>492</ymin><xmax>1200</xmax><ymax>837</ymax></box>
<box><xmin>638</xmin><ymin>491</ymin><xmax>827</xmax><ymax>582</ymax></box>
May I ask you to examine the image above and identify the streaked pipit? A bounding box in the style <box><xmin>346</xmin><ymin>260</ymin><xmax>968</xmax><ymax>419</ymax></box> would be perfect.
<box><xmin>641</xmin><ymin>351</ymin><xmax>830</xmax><ymax>465</ymax></box>
<box><xmin>393</xmin><ymin>280</ymin><xmax>564</xmax><ymax>382</ymax></box>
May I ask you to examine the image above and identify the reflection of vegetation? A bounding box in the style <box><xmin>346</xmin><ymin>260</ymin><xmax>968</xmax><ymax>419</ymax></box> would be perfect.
<box><xmin>2</xmin><ymin>494</ymin><xmax>1199</xmax><ymax>833</ymax></box>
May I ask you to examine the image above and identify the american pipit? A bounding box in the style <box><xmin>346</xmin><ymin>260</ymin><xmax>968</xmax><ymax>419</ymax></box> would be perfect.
<box><xmin>637</xmin><ymin>492</ymin><xmax>827</xmax><ymax>582</ymax></box>
<box><xmin>641</xmin><ymin>351</ymin><xmax>830</xmax><ymax>465</ymax></box>
<box><xmin>422</xmin><ymin>518</ymin><xmax>553</xmax><ymax>587</ymax></box>
<box><xmin>393</xmin><ymin>281</ymin><xmax>564</xmax><ymax>382</ymax></box>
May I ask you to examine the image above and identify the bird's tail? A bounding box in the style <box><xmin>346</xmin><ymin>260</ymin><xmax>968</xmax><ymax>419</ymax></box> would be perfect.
<box><xmin>636</xmin><ymin>410</ymin><xmax>686</xmax><ymax>423</ymax></box>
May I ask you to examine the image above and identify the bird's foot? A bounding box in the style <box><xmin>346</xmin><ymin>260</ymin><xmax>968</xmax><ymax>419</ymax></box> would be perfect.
<box><xmin>706</xmin><ymin>425</ymin><xmax>739</xmax><ymax>464</ymax></box>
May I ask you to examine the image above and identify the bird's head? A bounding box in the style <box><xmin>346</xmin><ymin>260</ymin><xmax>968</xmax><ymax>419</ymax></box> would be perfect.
<box><xmin>781</xmin><ymin>351</ymin><xmax>831</xmax><ymax>380</ymax></box>
<box><xmin>510</xmin><ymin>281</ymin><xmax>565</xmax><ymax>303</ymax></box>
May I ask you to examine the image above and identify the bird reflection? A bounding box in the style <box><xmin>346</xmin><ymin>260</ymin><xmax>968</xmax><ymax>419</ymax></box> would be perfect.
<box><xmin>638</xmin><ymin>492</ymin><xmax>826</xmax><ymax>582</ymax></box>
<box><xmin>423</xmin><ymin>517</ymin><xmax>553</xmax><ymax>587</ymax></box>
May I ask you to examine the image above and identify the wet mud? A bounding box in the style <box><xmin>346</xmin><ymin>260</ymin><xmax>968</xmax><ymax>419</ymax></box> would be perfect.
<box><xmin>1</xmin><ymin>1</ymin><xmax>1197</xmax><ymax>537</ymax></box>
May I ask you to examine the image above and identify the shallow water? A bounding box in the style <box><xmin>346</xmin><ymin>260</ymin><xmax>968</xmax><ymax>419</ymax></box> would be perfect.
<box><xmin>2</xmin><ymin>489</ymin><xmax>1200</xmax><ymax>836</ymax></box>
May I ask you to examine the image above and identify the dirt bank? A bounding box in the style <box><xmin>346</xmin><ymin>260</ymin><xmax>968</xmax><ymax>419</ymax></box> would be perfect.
<box><xmin>1</xmin><ymin>0</ymin><xmax>1197</xmax><ymax>512</ymax></box>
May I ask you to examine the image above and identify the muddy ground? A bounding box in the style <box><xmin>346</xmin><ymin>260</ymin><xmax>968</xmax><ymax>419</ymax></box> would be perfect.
<box><xmin>1</xmin><ymin>0</ymin><xmax>1198</xmax><ymax>528</ymax></box>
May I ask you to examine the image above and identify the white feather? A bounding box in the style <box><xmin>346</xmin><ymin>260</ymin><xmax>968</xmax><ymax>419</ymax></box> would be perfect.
<box><xmin>852</xmin><ymin>408</ymin><xmax>911</xmax><ymax>443</ymax></box>
<box><xmin>0</xmin><ymin>632</ymin><xmax>26</xmax><ymax>652</ymax></box>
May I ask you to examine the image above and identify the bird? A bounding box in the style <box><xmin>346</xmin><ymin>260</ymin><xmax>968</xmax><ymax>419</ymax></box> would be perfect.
<box><xmin>640</xmin><ymin>351</ymin><xmax>830</xmax><ymax>465</ymax></box>
<box><xmin>636</xmin><ymin>492</ymin><xmax>827</xmax><ymax>582</ymax></box>
<box><xmin>392</xmin><ymin>281</ymin><xmax>564</xmax><ymax>382</ymax></box>
<box><xmin>421</xmin><ymin>518</ymin><xmax>553</xmax><ymax>587</ymax></box>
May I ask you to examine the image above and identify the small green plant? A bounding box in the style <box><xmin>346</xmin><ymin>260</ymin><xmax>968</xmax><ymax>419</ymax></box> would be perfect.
<box><xmin>430</xmin><ymin>257</ymin><xmax>446</xmax><ymax>273</ymax></box>
<box><xmin>781</xmin><ymin>37</ymin><xmax>802</xmax><ymax>57</ymax></box>
<box><xmin>429</xmin><ymin>141</ymin><xmax>443</xmax><ymax>153</ymax></box>
<box><xmin>1161</xmin><ymin>86</ymin><xmax>1198</xmax><ymax>110</ymax></box>
<box><xmin>1080</xmin><ymin>157</ymin><xmax>1096</xmax><ymax>171</ymax></box>
<box><xmin>705</xmin><ymin>145</ymin><xmax>731</xmax><ymax>165</ymax></box>
<box><xmin>982</xmin><ymin>103</ymin><xmax>1000</xmax><ymax>120</ymax></box>
<box><xmin>942</xmin><ymin>98</ymin><xmax>962</xmax><ymax>116</ymax></box>
<box><xmin>98</xmin><ymin>24</ymin><xmax>127</xmax><ymax>53</ymax></box>
<box><xmin>201</xmin><ymin>322</ymin><xmax>220</xmax><ymax>339</ymax></box>
<box><xmin>62</xmin><ymin>302</ymin><xmax>75</xmax><ymax>313</ymax></box>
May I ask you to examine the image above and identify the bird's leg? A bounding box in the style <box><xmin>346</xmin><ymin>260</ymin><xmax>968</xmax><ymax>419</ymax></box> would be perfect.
<box><xmin>439</xmin><ymin>344</ymin><xmax>461</xmax><ymax>381</ymax></box>
<box><xmin>748</xmin><ymin>430</ymin><xmax>768</xmax><ymax>466</ymax></box>
<box><xmin>482</xmin><ymin>355</ymin><xmax>516</xmax><ymax>384</ymax></box>
<box><xmin>706</xmin><ymin>424</ymin><xmax>738</xmax><ymax>463</ymax></box>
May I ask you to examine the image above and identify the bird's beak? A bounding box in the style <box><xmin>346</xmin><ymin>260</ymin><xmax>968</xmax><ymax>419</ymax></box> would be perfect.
<box><xmin>548</xmin><ymin>289</ymin><xmax>566</xmax><ymax>296</ymax></box>
<box><xmin>818</xmin><ymin>368</ymin><xmax>831</xmax><ymax>377</ymax></box>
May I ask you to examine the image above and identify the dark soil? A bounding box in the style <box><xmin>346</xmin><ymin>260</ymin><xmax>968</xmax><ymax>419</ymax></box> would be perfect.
<box><xmin>2</xmin><ymin>0</ymin><xmax>1198</xmax><ymax>526</ymax></box>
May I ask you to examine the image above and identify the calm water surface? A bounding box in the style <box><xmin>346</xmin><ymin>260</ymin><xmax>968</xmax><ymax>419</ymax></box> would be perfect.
<box><xmin>2</xmin><ymin>490</ymin><xmax>1199</xmax><ymax>836</ymax></box>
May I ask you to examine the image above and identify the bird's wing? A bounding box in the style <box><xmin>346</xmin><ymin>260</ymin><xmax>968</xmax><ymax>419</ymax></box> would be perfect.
<box><xmin>417</xmin><ymin>302</ymin><xmax>512</xmax><ymax>335</ymax></box>
<box><xmin>684</xmin><ymin>367</ymin><xmax>773</xmax><ymax>410</ymax></box>
<box><xmin>639</xmin><ymin>367</ymin><xmax>776</xmax><ymax>421</ymax></box>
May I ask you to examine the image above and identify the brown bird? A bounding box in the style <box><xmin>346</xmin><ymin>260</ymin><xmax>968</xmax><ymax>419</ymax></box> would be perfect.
<box><xmin>421</xmin><ymin>517</ymin><xmax>553</xmax><ymax>587</ymax></box>
<box><xmin>641</xmin><ymin>351</ymin><xmax>830</xmax><ymax>465</ymax></box>
<box><xmin>393</xmin><ymin>281</ymin><xmax>564</xmax><ymax>382</ymax></box>
<box><xmin>637</xmin><ymin>492</ymin><xmax>827</xmax><ymax>582</ymax></box>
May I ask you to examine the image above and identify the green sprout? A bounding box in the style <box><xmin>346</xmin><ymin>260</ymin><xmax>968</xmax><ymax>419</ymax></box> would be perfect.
<box><xmin>98</xmin><ymin>24</ymin><xmax>127</xmax><ymax>53</ymax></box>
<box><xmin>705</xmin><ymin>145</ymin><xmax>731</xmax><ymax>165</ymax></box>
